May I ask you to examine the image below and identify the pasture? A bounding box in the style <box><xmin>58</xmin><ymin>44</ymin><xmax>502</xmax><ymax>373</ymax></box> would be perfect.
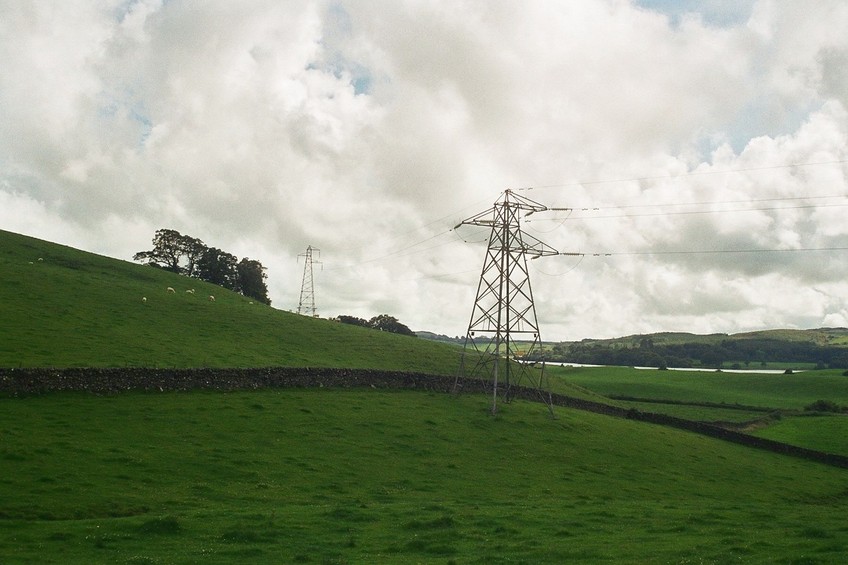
<box><xmin>551</xmin><ymin>365</ymin><xmax>848</xmax><ymax>410</ymax></box>
<box><xmin>0</xmin><ymin>229</ymin><xmax>461</xmax><ymax>374</ymax></box>
<box><xmin>4</xmin><ymin>228</ymin><xmax>848</xmax><ymax>563</ymax></box>
<box><xmin>552</xmin><ymin>365</ymin><xmax>848</xmax><ymax>456</ymax></box>
<box><xmin>3</xmin><ymin>388</ymin><xmax>848</xmax><ymax>564</ymax></box>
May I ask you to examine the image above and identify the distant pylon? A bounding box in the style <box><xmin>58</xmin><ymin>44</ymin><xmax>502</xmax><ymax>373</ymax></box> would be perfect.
<box><xmin>297</xmin><ymin>246</ymin><xmax>321</xmax><ymax>317</ymax></box>
<box><xmin>455</xmin><ymin>189</ymin><xmax>579</xmax><ymax>414</ymax></box>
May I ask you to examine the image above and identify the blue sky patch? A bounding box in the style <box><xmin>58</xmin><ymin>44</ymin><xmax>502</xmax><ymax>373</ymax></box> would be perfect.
<box><xmin>634</xmin><ymin>0</ymin><xmax>755</xmax><ymax>28</ymax></box>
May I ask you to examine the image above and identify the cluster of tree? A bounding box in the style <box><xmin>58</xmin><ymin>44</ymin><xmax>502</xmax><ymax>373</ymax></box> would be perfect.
<box><xmin>547</xmin><ymin>337</ymin><xmax>848</xmax><ymax>369</ymax></box>
<box><xmin>134</xmin><ymin>229</ymin><xmax>271</xmax><ymax>305</ymax></box>
<box><xmin>335</xmin><ymin>314</ymin><xmax>416</xmax><ymax>337</ymax></box>
<box><xmin>804</xmin><ymin>399</ymin><xmax>848</xmax><ymax>413</ymax></box>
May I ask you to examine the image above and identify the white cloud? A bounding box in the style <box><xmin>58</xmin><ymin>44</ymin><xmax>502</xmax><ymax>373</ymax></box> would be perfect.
<box><xmin>2</xmin><ymin>0</ymin><xmax>848</xmax><ymax>340</ymax></box>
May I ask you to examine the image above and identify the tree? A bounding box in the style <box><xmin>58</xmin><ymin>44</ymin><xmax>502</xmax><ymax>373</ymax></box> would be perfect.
<box><xmin>133</xmin><ymin>228</ymin><xmax>186</xmax><ymax>273</ymax></box>
<box><xmin>133</xmin><ymin>228</ymin><xmax>206</xmax><ymax>276</ymax></box>
<box><xmin>181</xmin><ymin>235</ymin><xmax>207</xmax><ymax>278</ymax></box>
<box><xmin>336</xmin><ymin>315</ymin><xmax>370</xmax><ymax>327</ymax></box>
<box><xmin>196</xmin><ymin>247</ymin><xmax>239</xmax><ymax>290</ymax></box>
<box><xmin>135</xmin><ymin>229</ymin><xmax>272</xmax><ymax>304</ymax></box>
<box><xmin>236</xmin><ymin>258</ymin><xmax>271</xmax><ymax>305</ymax></box>
<box><xmin>368</xmin><ymin>314</ymin><xmax>416</xmax><ymax>337</ymax></box>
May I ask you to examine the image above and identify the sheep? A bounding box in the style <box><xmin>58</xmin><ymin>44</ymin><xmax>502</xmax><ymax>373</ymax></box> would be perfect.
<box><xmin>142</xmin><ymin>296</ymin><xmax>147</xmax><ymax>303</ymax></box>
<box><xmin>208</xmin><ymin>295</ymin><xmax>215</xmax><ymax>302</ymax></box>
<box><xmin>186</xmin><ymin>289</ymin><xmax>195</xmax><ymax>294</ymax></box>
<box><xmin>167</xmin><ymin>287</ymin><xmax>175</xmax><ymax>293</ymax></box>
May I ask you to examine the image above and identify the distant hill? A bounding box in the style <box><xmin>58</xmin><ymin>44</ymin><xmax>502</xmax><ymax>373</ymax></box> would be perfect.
<box><xmin>547</xmin><ymin>328</ymin><xmax>848</xmax><ymax>369</ymax></box>
<box><xmin>0</xmin><ymin>229</ymin><xmax>462</xmax><ymax>372</ymax></box>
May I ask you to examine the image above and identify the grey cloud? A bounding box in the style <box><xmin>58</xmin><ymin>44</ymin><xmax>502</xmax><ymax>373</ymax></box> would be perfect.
<box><xmin>3</xmin><ymin>0</ymin><xmax>848</xmax><ymax>340</ymax></box>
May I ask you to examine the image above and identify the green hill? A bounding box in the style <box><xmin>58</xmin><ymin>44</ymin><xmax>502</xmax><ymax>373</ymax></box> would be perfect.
<box><xmin>5</xmin><ymin>229</ymin><xmax>848</xmax><ymax>563</ymax></box>
<box><xmin>549</xmin><ymin>327</ymin><xmax>848</xmax><ymax>369</ymax></box>
<box><xmin>0</xmin><ymin>229</ymin><xmax>461</xmax><ymax>372</ymax></box>
<box><xmin>3</xmin><ymin>389</ymin><xmax>848</xmax><ymax>564</ymax></box>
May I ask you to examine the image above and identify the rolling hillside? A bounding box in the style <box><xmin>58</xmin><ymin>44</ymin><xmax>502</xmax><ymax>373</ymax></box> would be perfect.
<box><xmin>548</xmin><ymin>327</ymin><xmax>848</xmax><ymax>369</ymax></box>
<box><xmin>0</xmin><ymin>229</ymin><xmax>461</xmax><ymax>373</ymax></box>
<box><xmin>5</xmin><ymin>228</ymin><xmax>848</xmax><ymax>563</ymax></box>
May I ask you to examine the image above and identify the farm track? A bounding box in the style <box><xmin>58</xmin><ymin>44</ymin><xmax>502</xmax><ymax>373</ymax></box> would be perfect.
<box><xmin>3</xmin><ymin>366</ymin><xmax>848</xmax><ymax>470</ymax></box>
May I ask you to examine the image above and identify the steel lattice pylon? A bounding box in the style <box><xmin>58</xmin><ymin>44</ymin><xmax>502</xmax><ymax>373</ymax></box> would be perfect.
<box><xmin>455</xmin><ymin>189</ymin><xmax>575</xmax><ymax>414</ymax></box>
<box><xmin>297</xmin><ymin>246</ymin><xmax>320</xmax><ymax>317</ymax></box>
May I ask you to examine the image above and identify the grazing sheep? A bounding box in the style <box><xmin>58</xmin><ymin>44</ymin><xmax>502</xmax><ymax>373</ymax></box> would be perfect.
<box><xmin>208</xmin><ymin>295</ymin><xmax>215</xmax><ymax>302</ymax></box>
<box><xmin>142</xmin><ymin>296</ymin><xmax>147</xmax><ymax>303</ymax></box>
<box><xmin>186</xmin><ymin>289</ymin><xmax>195</xmax><ymax>294</ymax></box>
<box><xmin>167</xmin><ymin>287</ymin><xmax>175</xmax><ymax>293</ymax></box>
<box><xmin>38</xmin><ymin>258</ymin><xmax>43</xmax><ymax>262</ymax></box>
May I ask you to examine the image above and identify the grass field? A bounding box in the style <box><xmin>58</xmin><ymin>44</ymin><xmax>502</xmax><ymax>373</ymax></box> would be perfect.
<box><xmin>551</xmin><ymin>365</ymin><xmax>848</xmax><ymax>456</ymax></box>
<box><xmin>751</xmin><ymin>415</ymin><xmax>848</xmax><ymax>456</ymax></box>
<box><xmin>4</xmin><ymin>389</ymin><xmax>848</xmax><ymax>564</ymax></box>
<box><xmin>0</xmin><ymin>229</ymin><xmax>461</xmax><ymax>373</ymax></box>
<box><xmin>6</xmin><ymin>229</ymin><xmax>848</xmax><ymax>562</ymax></box>
<box><xmin>550</xmin><ymin>365</ymin><xmax>848</xmax><ymax>410</ymax></box>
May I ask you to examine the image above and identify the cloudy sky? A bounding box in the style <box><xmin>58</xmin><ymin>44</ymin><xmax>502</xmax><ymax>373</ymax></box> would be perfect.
<box><xmin>2</xmin><ymin>0</ymin><xmax>848</xmax><ymax>341</ymax></box>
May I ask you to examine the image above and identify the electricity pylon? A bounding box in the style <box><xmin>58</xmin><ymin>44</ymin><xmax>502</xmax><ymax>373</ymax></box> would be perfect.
<box><xmin>455</xmin><ymin>189</ymin><xmax>578</xmax><ymax>414</ymax></box>
<box><xmin>297</xmin><ymin>246</ymin><xmax>320</xmax><ymax>317</ymax></box>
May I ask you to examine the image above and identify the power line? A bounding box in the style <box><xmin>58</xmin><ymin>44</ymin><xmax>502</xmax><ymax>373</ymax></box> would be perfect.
<box><xmin>598</xmin><ymin>246</ymin><xmax>848</xmax><ymax>257</ymax></box>
<box><xmin>601</xmin><ymin>193</ymin><xmax>848</xmax><ymax>210</ymax></box>
<box><xmin>563</xmin><ymin>201</ymin><xmax>848</xmax><ymax>220</ymax></box>
<box><xmin>513</xmin><ymin>158</ymin><xmax>848</xmax><ymax>191</ymax></box>
<box><xmin>323</xmin><ymin>228</ymin><xmax>455</xmax><ymax>273</ymax></box>
<box><xmin>522</xmin><ymin>195</ymin><xmax>848</xmax><ymax>225</ymax></box>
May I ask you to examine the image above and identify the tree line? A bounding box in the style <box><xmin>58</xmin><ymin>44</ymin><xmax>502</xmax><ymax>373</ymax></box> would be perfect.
<box><xmin>334</xmin><ymin>314</ymin><xmax>417</xmax><ymax>337</ymax></box>
<box><xmin>134</xmin><ymin>228</ymin><xmax>270</xmax><ymax>305</ymax></box>
<box><xmin>546</xmin><ymin>337</ymin><xmax>848</xmax><ymax>369</ymax></box>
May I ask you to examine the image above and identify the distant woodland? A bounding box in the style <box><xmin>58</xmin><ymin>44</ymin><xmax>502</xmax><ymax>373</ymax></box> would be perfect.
<box><xmin>543</xmin><ymin>330</ymin><xmax>848</xmax><ymax>369</ymax></box>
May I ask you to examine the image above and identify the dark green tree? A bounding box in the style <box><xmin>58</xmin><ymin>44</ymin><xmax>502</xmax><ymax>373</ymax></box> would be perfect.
<box><xmin>133</xmin><ymin>228</ymin><xmax>206</xmax><ymax>276</ymax></box>
<box><xmin>336</xmin><ymin>315</ymin><xmax>370</xmax><ymax>327</ymax></box>
<box><xmin>196</xmin><ymin>247</ymin><xmax>239</xmax><ymax>290</ymax></box>
<box><xmin>181</xmin><ymin>235</ymin><xmax>207</xmax><ymax>277</ymax></box>
<box><xmin>133</xmin><ymin>228</ymin><xmax>186</xmax><ymax>273</ymax></box>
<box><xmin>368</xmin><ymin>314</ymin><xmax>416</xmax><ymax>337</ymax></box>
<box><xmin>236</xmin><ymin>258</ymin><xmax>271</xmax><ymax>305</ymax></box>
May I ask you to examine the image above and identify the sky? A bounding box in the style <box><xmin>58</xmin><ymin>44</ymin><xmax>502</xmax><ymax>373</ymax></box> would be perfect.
<box><xmin>2</xmin><ymin>0</ymin><xmax>848</xmax><ymax>341</ymax></box>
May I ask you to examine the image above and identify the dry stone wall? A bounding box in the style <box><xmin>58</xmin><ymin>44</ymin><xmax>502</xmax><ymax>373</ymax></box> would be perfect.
<box><xmin>2</xmin><ymin>367</ymin><xmax>847</xmax><ymax>469</ymax></box>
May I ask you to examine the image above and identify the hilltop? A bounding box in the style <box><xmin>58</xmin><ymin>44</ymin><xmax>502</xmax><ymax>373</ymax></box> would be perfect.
<box><xmin>0</xmin><ymin>229</ymin><xmax>461</xmax><ymax>373</ymax></box>
<box><xmin>548</xmin><ymin>328</ymin><xmax>848</xmax><ymax>369</ymax></box>
<box><xmin>568</xmin><ymin>328</ymin><xmax>848</xmax><ymax>347</ymax></box>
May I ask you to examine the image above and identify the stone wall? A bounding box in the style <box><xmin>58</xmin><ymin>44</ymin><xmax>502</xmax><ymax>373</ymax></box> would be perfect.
<box><xmin>3</xmin><ymin>367</ymin><xmax>847</xmax><ymax>469</ymax></box>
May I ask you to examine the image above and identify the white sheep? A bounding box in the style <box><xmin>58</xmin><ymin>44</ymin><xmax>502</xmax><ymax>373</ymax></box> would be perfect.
<box><xmin>208</xmin><ymin>295</ymin><xmax>215</xmax><ymax>302</ymax></box>
<box><xmin>186</xmin><ymin>289</ymin><xmax>195</xmax><ymax>294</ymax></box>
<box><xmin>142</xmin><ymin>296</ymin><xmax>147</xmax><ymax>303</ymax></box>
<box><xmin>167</xmin><ymin>287</ymin><xmax>175</xmax><ymax>293</ymax></box>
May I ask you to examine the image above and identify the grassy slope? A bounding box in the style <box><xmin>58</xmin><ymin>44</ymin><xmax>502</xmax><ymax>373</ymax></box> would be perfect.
<box><xmin>552</xmin><ymin>365</ymin><xmax>848</xmax><ymax>456</ymax></box>
<box><xmin>752</xmin><ymin>415</ymin><xmax>848</xmax><ymax>455</ymax></box>
<box><xmin>0</xmin><ymin>229</ymin><xmax>461</xmax><ymax>373</ymax></box>
<box><xmin>3</xmin><ymin>389</ymin><xmax>848</xmax><ymax>564</ymax></box>
<box><xmin>4</xmin><ymin>230</ymin><xmax>848</xmax><ymax>562</ymax></box>
<box><xmin>552</xmin><ymin>366</ymin><xmax>848</xmax><ymax>410</ymax></box>
<box><xmin>558</xmin><ymin>328</ymin><xmax>848</xmax><ymax>348</ymax></box>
